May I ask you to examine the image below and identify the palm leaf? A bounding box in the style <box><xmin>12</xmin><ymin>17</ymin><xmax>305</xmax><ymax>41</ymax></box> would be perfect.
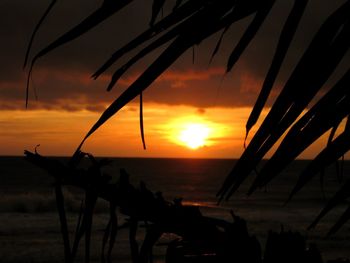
<box><xmin>288</xmin><ymin>123</ymin><xmax>350</xmax><ymax>201</ymax></box>
<box><xmin>55</xmin><ymin>184</ymin><xmax>72</xmax><ymax>263</ymax></box>
<box><xmin>72</xmin><ymin>200</ymin><xmax>85</xmax><ymax>261</ymax></box>
<box><xmin>245</xmin><ymin>0</ymin><xmax>308</xmax><ymax>138</ymax></box>
<box><xmin>140</xmin><ymin>92</ymin><xmax>146</xmax><ymax>150</ymax></box>
<box><xmin>84</xmin><ymin>193</ymin><xmax>97</xmax><ymax>263</ymax></box>
<box><xmin>92</xmin><ymin>0</ymin><xmax>204</xmax><ymax>79</ymax></box>
<box><xmin>173</xmin><ymin>0</ymin><xmax>184</xmax><ymax>10</ymax></box>
<box><xmin>105</xmin><ymin>10</ymin><xmax>199</xmax><ymax>91</ymax></box>
<box><xmin>104</xmin><ymin>0</ymin><xmax>260</xmax><ymax>91</ymax></box>
<box><xmin>26</xmin><ymin>0</ymin><xmax>134</xmax><ymax>106</ymax></box>
<box><xmin>92</xmin><ymin>0</ymin><xmax>269</xmax><ymax>80</ymax></box>
<box><xmin>327</xmin><ymin>205</ymin><xmax>350</xmax><ymax>236</ymax></box>
<box><xmin>218</xmin><ymin>2</ymin><xmax>350</xmax><ymax>201</ymax></box>
<box><xmin>308</xmin><ymin>180</ymin><xmax>350</xmax><ymax>230</ymax></box>
<box><xmin>226</xmin><ymin>0</ymin><xmax>275</xmax><ymax>73</ymax></box>
<box><xmin>209</xmin><ymin>25</ymin><xmax>230</xmax><ymax>64</ymax></box>
<box><xmin>150</xmin><ymin>0</ymin><xmax>166</xmax><ymax>26</ymax></box>
<box><xmin>248</xmin><ymin>70</ymin><xmax>350</xmax><ymax>194</ymax></box>
<box><xmin>327</xmin><ymin>119</ymin><xmax>342</xmax><ymax>145</ymax></box>
<box><xmin>23</xmin><ymin>0</ymin><xmax>57</xmax><ymax>68</ymax></box>
<box><xmin>30</xmin><ymin>0</ymin><xmax>133</xmax><ymax>64</ymax></box>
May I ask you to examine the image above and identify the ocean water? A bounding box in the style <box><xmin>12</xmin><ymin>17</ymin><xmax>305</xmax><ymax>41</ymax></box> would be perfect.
<box><xmin>0</xmin><ymin>156</ymin><xmax>349</xmax><ymax>262</ymax></box>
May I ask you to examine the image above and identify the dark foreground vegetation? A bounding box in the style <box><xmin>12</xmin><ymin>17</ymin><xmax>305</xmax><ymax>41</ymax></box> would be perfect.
<box><xmin>23</xmin><ymin>150</ymin><xmax>349</xmax><ymax>263</ymax></box>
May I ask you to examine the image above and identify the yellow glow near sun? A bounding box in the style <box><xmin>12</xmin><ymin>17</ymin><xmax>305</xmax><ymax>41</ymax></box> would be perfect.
<box><xmin>163</xmin><ymin>114</ymin><xmax>229</xmax><ymax>152</ymax></box>
<box><xmin>178</xmin><ymin>123</ymin><xmax>211</xmax><ymax>149</ymax></box>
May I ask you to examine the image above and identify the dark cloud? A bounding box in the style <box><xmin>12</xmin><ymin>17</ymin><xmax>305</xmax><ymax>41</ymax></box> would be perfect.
<box><xmin>0</xmin><ymin>66</ymin><xmax>261</xmax><ymax>111</ymax></box>
<box><xmin>0</xmin><ymin>0</ymin><xmax>349</xmax><ymax>111</ymax></box>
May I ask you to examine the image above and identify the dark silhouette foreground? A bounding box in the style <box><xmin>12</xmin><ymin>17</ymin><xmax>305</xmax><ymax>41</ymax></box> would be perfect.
<box><xmin>25</xmin><ymin>150</ymin><xmax>347</xmax><ymax>263</ymax></box>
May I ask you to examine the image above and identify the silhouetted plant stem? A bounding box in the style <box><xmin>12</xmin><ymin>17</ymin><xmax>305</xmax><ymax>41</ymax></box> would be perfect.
<box><xmin>55</xmin><ymin>183</ymin><xmax>72</xmax><ymax>263</ymax></box>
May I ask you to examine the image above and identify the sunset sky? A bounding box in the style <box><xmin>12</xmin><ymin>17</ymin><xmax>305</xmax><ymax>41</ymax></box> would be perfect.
<box><xmin>0</xmin><ymin>0</ymin><xmax>349</xmax><ymax>158</ymax></box>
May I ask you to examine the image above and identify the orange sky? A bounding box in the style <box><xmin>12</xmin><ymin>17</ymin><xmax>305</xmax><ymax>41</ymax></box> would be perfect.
<box><xmin>0</xmin><ymin>103</ymin><xmax>345</xmax><ymax>159</ymax></box>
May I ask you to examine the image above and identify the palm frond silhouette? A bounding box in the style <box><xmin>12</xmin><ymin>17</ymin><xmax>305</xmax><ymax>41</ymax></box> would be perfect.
<box><xmin>25</xmin><ymin>0</ymin><xmax>350</xmax><ymax>233</ymax></box>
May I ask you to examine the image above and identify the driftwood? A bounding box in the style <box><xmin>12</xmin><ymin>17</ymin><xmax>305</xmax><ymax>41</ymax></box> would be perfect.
<box><xmin>24</xmin><ymin>150</ymin><xmax>325</xmax><ymax>263</ymax></box>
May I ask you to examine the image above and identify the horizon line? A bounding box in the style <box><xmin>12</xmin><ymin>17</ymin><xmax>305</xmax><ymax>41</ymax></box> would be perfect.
<box><xmin>0</xmin><ymin>154</ymin><xmax>340</xmax><ymax>161</ymax></box>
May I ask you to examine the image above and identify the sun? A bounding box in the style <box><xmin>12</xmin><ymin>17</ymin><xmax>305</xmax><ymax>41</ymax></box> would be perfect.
<box><xmin>178</xmin><ymin>123</ymin><xmax>211</xmax><ymax>149</ymax></box>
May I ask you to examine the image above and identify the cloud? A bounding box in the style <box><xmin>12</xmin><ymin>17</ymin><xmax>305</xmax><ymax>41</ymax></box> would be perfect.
<box><xmin>1</xmin><ymin>0</ymin><xmax>349</xmax><ymax>113</ymax></box>
<box><xmin>0</xmin><ymin>65</ymin><xmax>268</xmax><ymax>111</ymax></box>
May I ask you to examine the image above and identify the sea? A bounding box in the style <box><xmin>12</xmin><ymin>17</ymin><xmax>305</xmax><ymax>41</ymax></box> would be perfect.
<box><xmin>0</xmin><ymin>156</ymin><xmax>349</xmax><ymax>262</ymax></box>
